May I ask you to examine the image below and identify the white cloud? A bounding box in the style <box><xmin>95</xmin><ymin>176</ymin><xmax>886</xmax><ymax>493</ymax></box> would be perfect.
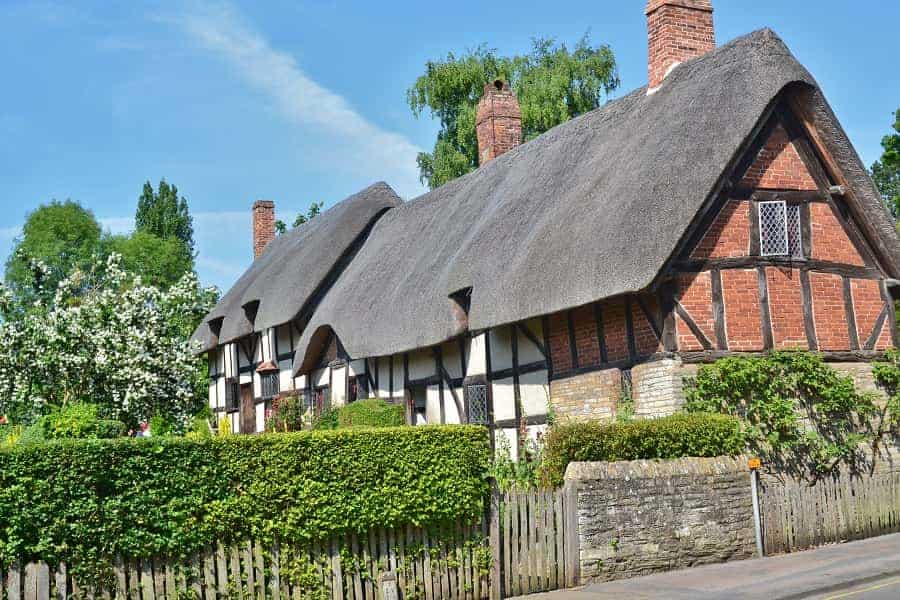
<box><xmin>99</xmin><ymin>216</ymin><xmax>134</xmax><ymax>235</ymax></box>
<box><xmin>173</xmin><ymin>2</ymin><xmax>425</xmax><ymax>198</ymax></box>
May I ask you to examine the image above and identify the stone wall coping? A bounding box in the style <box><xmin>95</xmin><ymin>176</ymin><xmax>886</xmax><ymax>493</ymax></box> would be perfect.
<box><xmin>564</xmin><ymin>455</ymin><xmax>750</xmax><ymax>482</ymax></box>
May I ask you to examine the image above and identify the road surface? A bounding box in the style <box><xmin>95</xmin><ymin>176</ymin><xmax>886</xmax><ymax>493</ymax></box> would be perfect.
<box><xmin>514</xmin><ymin>532</ymin><xmax>900</xmax><ymax>599</ymax></box>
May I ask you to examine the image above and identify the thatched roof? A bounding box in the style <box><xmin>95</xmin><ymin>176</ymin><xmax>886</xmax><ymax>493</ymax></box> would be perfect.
<box><xmin>190</xmin><ymin>182</ymin><xmax>401</xmax><ymax>352</ymax></box>
<box><xmin>290</xmin><ymin>29</ymin><xmax>900</xmax><ymax>373</ymax></box>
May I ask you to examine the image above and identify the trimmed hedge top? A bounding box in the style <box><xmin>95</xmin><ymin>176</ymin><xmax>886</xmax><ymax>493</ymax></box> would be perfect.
<box><xmin>0</xmin><ymin>425</ymin><xmax>490</xmax><ymax>568</ymax></box>
<box><xmin>539</xmin><ymin>412</ymin><xmax>746</xmax><ymax>487</ymax></box>
<box><xmin>315</xmin><ymin>398</ymin><xmax>406</xmax><ymax>430</ymax></box>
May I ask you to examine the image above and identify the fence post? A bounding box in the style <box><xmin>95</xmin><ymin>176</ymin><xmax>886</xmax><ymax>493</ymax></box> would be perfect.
<box><xmin>489</xmin><ymin>484</ymin><xmax>501</xmax><ymax>600</ymax></box>
<box><xmin>565</xmin><ymin>481</ymin><xmax>580</xmax><ymax>588</ymax></box>
<box><xmin>749</xmin><ymin>458</ymin><xmax>764</xmax><ymax>557</ymax></box>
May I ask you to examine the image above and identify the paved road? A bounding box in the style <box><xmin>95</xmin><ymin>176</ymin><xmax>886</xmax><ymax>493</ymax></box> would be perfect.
<box><xmin>514</xmin><ymin>533</ymin><xmax>900</xmax><ymax>599</ymax></box>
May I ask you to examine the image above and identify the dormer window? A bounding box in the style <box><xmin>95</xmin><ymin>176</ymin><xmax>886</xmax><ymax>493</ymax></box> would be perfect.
<box><xmin>759</xmin><ymin>201</ymin><xmax>802</xmax><ymax>258</ymax></box>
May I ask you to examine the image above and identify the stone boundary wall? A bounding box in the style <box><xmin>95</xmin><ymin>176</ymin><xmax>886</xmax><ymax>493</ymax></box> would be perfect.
<box><xmin>565</xmin><ymin>456</ymin><xmax>756</xmax><ymax>582</ymax></box>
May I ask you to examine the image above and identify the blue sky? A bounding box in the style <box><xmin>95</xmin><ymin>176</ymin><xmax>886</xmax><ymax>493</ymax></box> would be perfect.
<box><xmin>0</xmin><ymin>0</ymin><xmax>897</xmax><ymax>291</ymax></box>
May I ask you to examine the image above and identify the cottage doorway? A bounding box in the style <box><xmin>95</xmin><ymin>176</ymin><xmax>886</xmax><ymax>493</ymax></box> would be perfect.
<box><xmin>239</xmin><ymin>384</ymin><xmax>255</xmax><ymax>434</ymax></box>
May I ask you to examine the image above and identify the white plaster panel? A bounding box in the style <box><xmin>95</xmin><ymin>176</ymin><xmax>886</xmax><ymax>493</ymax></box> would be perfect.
<box><xmin>491</xmin><ymin>377</ymin><xmax>516</xmax><ymax>421</ymax></box>
<box><xmin>256</xmin><ymin>402</ymin><xmax>265</xmax><ymax>432</ymax></box>
<box><xmin>519</xmin><ymin>369</ymin><xmax>550</xmax><ymax>418</ymax></box>
<box><xmin>393</xmin><ymin>355</ymin><xmax>405</xmax><ymax>394</ymax></box>
<box><xmin>276</xmin><ymin>324</ymin><xmax>292</xmax><ymax>357</ymax></box>
<box><xmin>332</xmin><ymin>366</ymin><xmax>347</xmax><ymax>407</ymax></box>
<box><xmin>467</xmin><ymin>334</ymin><xmax>487</xmax><ymax>376</ymax></box>
<box><xmin>444</xmin><ymin>388</ymin><xmax>462</xmax><ymax>424</ymax></box>
<box><xmin>442</xmin><ymin>341</ymin><xmax>464</xmax><ymax>379</ymax></box>
<box><xmin>426</xmin><ymin>384</ymin><xmax>441</xmax><ymax>424</ymax></box>
<box><xmin>278</xmin><ymin>365</ymin><xmax>294</xmax><ymax>392</ymax></box>
<box><xmin>489</xmin><ymin>327</ymin><xmax>514</xmax><ymax>372</ymax></box>
<box><xmin>349</xmin><ymin>360</ymin><xmax>365</xmax><ymax>378</ymax></box>
<box><xmin>312</xmin><ymin>368</ymin><xmax>329</xmax><ymax>388</ymax></box>
<box><xmin>517</xmin><ymin>319</ymin><xmax>546</xmax><ymax>365</ymax></box>
<box><xmin>377</xmin><ymin>358</ymin><xmax>391</xmax><ymax>398</ymax></box>
<box><xmin>408</xmin><ymin>350</ymin><xmax>434</xmax><ymax>381</ymax></box>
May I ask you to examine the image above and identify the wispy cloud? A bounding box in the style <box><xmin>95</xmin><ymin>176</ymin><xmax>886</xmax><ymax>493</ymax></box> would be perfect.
<box><xmin>99</xmin><ymin>216</ymin><xmax>134</xmax><ymax>235</ymax></box>
<box><xmin>172</xmin><ymin>2</ymin><xmax>425</xmax><ymax>198</ymax></box>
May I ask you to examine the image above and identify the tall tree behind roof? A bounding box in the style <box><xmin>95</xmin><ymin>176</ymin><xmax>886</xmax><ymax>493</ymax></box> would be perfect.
<box><xmin>871</xmin><ymin>109</ymin><xmax>900</xmax><ymax>220</ymax></box>
<box><xmin>136</xmin><ymin>180</ymin><xmax>196</xmax><ymax>257</ymax></box>
<box><xmin>407</xmin><ymin>35</ymin><xmax>619</xmax><ymax>190</ymax></box>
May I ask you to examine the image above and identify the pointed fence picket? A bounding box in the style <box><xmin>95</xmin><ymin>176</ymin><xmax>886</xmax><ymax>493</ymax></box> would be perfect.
<box><xmin>759</xmin><ymin>467</ymin><xmax>900</xmax><ymax>555</ymax></box>
<box><xmin>1</xmin><ymin>524</ymin><xmax>498</xmax><ymax>600</ymax></box>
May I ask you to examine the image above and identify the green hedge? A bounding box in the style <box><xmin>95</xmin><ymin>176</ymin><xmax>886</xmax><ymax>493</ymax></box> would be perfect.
<box><xmin>0</xmin><ymin>426</ymin><xmax>490</xmax><ymax>569</ymax></box>
<box><xmin>539</xmin><ymin>413</ymin><xmax>746</xmax><ymax>487</ymax></box>
<box><xmin>315</xmin><ymin>398</ymin><xmax>406</xmax><ymax>430</ymax></box>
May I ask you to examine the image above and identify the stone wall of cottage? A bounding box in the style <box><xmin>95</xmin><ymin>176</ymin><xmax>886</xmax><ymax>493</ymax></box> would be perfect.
<box><xmin>565</xmin><ymin>456</ymin><xmax>756</xmax><ymax>582</ymax></box>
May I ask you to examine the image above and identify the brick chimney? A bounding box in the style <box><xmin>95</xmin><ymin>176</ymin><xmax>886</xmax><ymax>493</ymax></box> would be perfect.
<box><xmin>646</xmin><ymin>0</ymin><xmax>715</xmax><ymax>90</ymax></box>
<box><xmin>252</xmin><ymin>200</ymin><xmax>275</xmax><ymax>259</ymax></box>
<box><xmin>476</xmin><ymin>80</ymin><xmax>522</xmax><ymax>165</ymax></box>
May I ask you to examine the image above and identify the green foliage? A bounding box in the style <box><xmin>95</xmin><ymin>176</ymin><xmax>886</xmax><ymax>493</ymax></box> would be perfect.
<box><xmin>872</xmin><ymin>348</ymin><xmax>900</xmax><ymax>430</ymax></box>
<box><xmin>104</xmin><ymin>231</ymin><xmax>193</xmax><ymax>289</ymax></box>
<box><xmin>312</xmin><ymin>399</ymin><xmax>405</xmax><ymax>431</ymax></box>
<box><xmin>149</xmin><ymin>415</ymin><xmax>176</xmax><ymax>437</ymax></box>
<box><xmin>266</xmin><ymin>392</ymin><xmax>312</xmax><ymax>432</ymax></box>
<box><xmin>337</xmin><ymin>399</ymin><xmax>405</xmax><ymax>428</ymax></box>
<box><xmin>685</xmin><ymin>352</ymin><xmax>880</xmax><ymax>474</ymax></box>
<box><xmin>0</xmin><ymin>426</ymin><xmax>490</xmax><ymax>570</ymax></box>
<box><xmin>0</xmin><ymin>255</ymin><xmax>218</xmax><ymax>428</ymax></box>
<box><xmin>41</xmin><ymin>403</ymin><xmax>126</xmax><ymax>440</ymax></box>
<box><xmin>408</xmin><ymin>35</ymin><xmax>619</xmax><ymax>189</ymax></box>
<box><xmin>539</xmin><ymin>413</ymin><xmax>745</xmax><ymax>487</ymax></box>
<box><xmin>4</xmin><ymin>200</ymin><xmax>103</xmax><ymax>308</ymax></box>
<box><xmin>275</xmin><ymin>201</ymin><xmax>325</xmax><ymax>235</ymax></box>
<box><xmin>135</xmin><ymin>180</ymin><xmax>195</xmax><ymax>258</ymax></box>
<box><xmin>488</xmin><ymin>434</ymin><xmax>542</xmax><ymax>491</ymax></box>
<box><xmin>871</xmin><ymin>109</ymin><xmax>900</xmax><ymax>219</ymax></box>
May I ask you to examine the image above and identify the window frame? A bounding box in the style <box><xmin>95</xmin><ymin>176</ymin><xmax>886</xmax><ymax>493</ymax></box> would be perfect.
<box><xmin>758</xmin><ymin>200</ymin><xmax>803</xmax><ymax>259</ymax></box>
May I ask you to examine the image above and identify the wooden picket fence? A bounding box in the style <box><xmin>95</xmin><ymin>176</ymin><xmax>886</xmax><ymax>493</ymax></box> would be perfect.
<box><xmin>1</xmin><ymin>522</ymin><xmax>496</xmax><ymax>600</ymax></box>
<box><xmin>496</xmin><ymin>485</ymin><xmax>579</xmax><ymax>598</ymax></box>
<box><xmin>759</xmin><ymin>466</ymin><xmax>900</xmax><ymax>555</ymax></box>
<box><xmin>1</xmin><ymin>485</ymin><xmax>580</xmax><ymax>600</ymax></box>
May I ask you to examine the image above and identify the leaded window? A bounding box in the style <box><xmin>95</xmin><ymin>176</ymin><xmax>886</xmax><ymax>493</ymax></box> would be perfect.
<box><xmin>261</xmin><ymin>371</ymin><xmax>279</xmax><ymax>400</ymax></box>
<box><xmin>759</xmin><ymin>201</ymin><xmax>802</xmax><ymax>258</ymax></box>
<box><xmin>225</xmin><ymin>379</ymin><xmax>240</xmax><ymax>413</ymax></box>
<box><xmin>465</xmin><ymin>383</ymin><xmax>489</xmax><ymax>425</ymax></box>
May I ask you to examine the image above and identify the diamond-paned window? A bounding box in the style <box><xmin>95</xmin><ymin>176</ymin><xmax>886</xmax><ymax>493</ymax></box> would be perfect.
<box><xmin>465</xmin><ymin>384</ymin><xmax>489</xmax><ymax>425</ymax></box>
<box><xmin>260</xmin><ymin>372</ymin><xmax>279</xmax><ymax>400</ymax></box>
<box><xmin>759</xmin><ymin>201</ymin><xmax>802</xmax><ymax>258</ymax></box>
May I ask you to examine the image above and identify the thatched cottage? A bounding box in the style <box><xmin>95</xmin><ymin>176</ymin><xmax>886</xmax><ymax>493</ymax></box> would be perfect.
<box><xmin>192</xmin><ymin>0</ymin><xmax>900</xmax><ymax>456</ymax></box>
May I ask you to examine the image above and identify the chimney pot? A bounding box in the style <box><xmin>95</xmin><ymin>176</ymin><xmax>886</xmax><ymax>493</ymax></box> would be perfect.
<box><xmin>252</xmin><ymin>200</ymin><xmax>275</xmax><ymax>259</ymax></box>
<box><xmin>646</xmin><ymin>0</ymin><xmax>715</xmax><ymax>90</ymax></box>
<box><xmin>476</xmin><ymin>80</ymin><xmax>522</xmax><ymax>165</ymax></box>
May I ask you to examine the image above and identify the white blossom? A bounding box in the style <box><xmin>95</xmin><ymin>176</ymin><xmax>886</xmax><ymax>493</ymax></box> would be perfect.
<box><xmin>0</xmin><ymin>254</ymin><xmax>217</xmax><ymax>427</ymax></box>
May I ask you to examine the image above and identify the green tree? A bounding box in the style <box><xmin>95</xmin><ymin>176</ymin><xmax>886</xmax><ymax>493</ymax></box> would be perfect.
<box><xmin>103</xmin><ymin>231</ymin><xmax>193</xmax><ymax>289</ymax></box>
<box><xmin>4</xmin><ymin>200</ymin><xmax>102</xmax><ymax>306</ymax></box>
<box><xmin>408</xmin><ymin>35</ymin><xmax>619</xmax><ymax>189</ymax></box>
<box><xmin>135</xmin><ymin>180</ymin><xmax>195</xmax><ymax>256</ymax></box>
<box><xmin>871</xmin><ymin>109</ymin><xmax>900</xmax><ymax>219</ymax></box>
<box><xmin>275</xmin><ymin>201</ymin><xmax>324</xmax><ymax>234</ymax></box>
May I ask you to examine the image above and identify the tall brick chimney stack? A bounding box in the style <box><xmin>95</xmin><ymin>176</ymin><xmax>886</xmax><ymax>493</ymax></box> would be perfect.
<box><xmin>476</xmin><ymin>80</ymin><xmax>522</xmax><ymax>165</ymax></box>
<box><xmin>646</xmin><ymin>0</ymin><xmax>715</xmax><ymax>90</ymax></box>
<box><xmin>252</xmin><ymin>200</ymin><xmax>275</xmax><ymax>259</ymax></box>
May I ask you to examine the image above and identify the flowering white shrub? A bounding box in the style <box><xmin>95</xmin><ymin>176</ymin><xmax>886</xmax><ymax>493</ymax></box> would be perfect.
<box><xmin>0</xmin><ymin>253</ymin><xmax>217</xmax><ymax>427</ymax></box>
